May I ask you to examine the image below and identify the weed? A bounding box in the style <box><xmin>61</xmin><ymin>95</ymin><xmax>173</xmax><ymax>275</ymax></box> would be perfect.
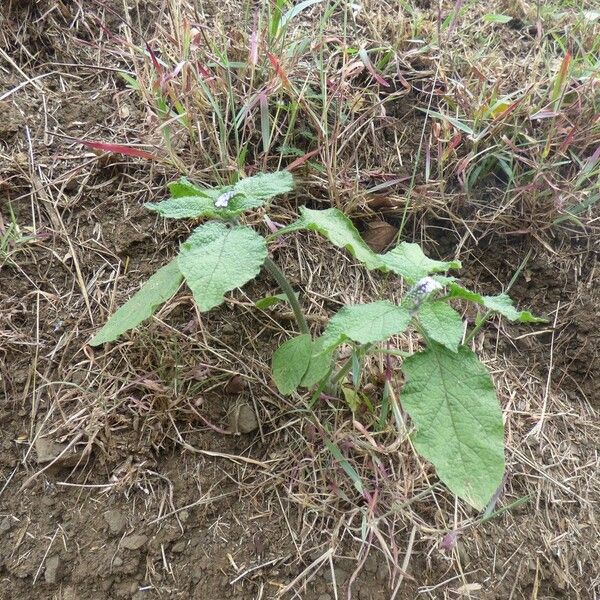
<box><xmin>89</xmin><ymin>170</ymin><xmax>543</xmax><ymax>510</ymax></box>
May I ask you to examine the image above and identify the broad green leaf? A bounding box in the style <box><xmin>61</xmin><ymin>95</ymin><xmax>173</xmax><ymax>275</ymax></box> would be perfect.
<box><xmin>446</xmin><ymin>283</ymin><xmax>482</xmax><ymax>303</ymax></box>
<box><xmin>90</xmin><ymin>259</ymin><xmax>183</xmax><ymax>346</ymax></box>
<box><xmin>178</xmin><ymin>223</ymin><xmax>267</xmax><ymax>311</ymax></box>
<box><xmin>448</xmin><ymin>284</ymin><xmax>545</xmax><ymax>323</ymax></box>
<box><xmin>483</xmin><ymin>13</ymin><xmax>512</xmax><ymax>23</ymax></box>
<box><xmin>145</xmin><ymin>195</ymin><xmax>221</xmax><ymax>219</ymax></box>
<box><xmin>300</xmin><ymin>337</ymin><xmax>334</xmax><ymax>388</ymax></box>
<box><xmin>272</xmin><ymin>334</ymin><xmax>313</xmax><ymax>394</ymax></box>
<box><xmin>380</xmin><ymin>242</ymin><xmax>461</xmax><ymax>283</ymax></box>
<box><xmin>233</xmin><ymin>170</ymin><xmax>294</xmax><ymax>199</ymax></box>
<box><xmin>322</xmin><ymin>301</ymin><xmax>411</xmax><ymax>349</ymax></box>
<box><xmin>293</xmin><ymin>207</ymin><xmax>384</xmax><ymax>270</ymax></box>
<box><xmin>418</xmin><ymin>301</ymin><xmax>464</xmax><ymax>352</ymax></box>
<box><xmin>401</xmin><ymin>343</ymin><xmax>505</xmax><ymax>510</ymax></box>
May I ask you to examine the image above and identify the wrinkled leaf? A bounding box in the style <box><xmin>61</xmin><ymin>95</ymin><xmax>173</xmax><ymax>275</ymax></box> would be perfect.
<box><xmin>272</xmin><ymin>334</ymin><xmax>313</xmax><ymax>395</ymax></box>
<box><xmin>233</xmin><ymin>170</ymin><xmax>294</xmax><ymax>199</ymax></box>
<box><xmin>178</xmin><ymin>223</ymin><xmax>267</xmax><ymax>311</ymax></box>
<box><xmin>480</xmin><ymin>293</ymin><xmax>545</xmax><ymax>323</ymax></box>
<box><xmin>401</xmin><ymin>343</ymin><xmax>505</xmax><ymax>510</ymax></box>
<box><xmin>292</xmin><ymin>207</ymin><xmax>384</xmax><ymax>270</ymax></box>
<box><xmin>147</xmin><ymin>171</ymin><xmax>293</xmax><ymax>219</ymax></box>
<box><xmin>322</xmin><ymin>301</ymin><xmax>411</xmax><ymax>349</ymax></box>
<box><xmin>380</xmin><ymin>242</ymin><xmax>461</xmax><ymax>283</ymax></box>
<box><xmin>90</xmin><ymin>259</ymin><xmax>183</xmax><ymax>346</ymax></box>
<box><xmin>418</xmin><ymin>301</ymin><xmax>464</xmax><ymax>352</ymax></box>
<box><xmin>145</xmin><ymin>189</ymin><xmax>263</xmax><ymax>219</ymax></box>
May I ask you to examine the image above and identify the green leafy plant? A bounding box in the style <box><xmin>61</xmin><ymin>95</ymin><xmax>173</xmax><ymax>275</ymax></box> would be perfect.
<box><xmin>90</xmin><ymin>170</ymin><xmax>544</xmax><ymax>510</ymax></box>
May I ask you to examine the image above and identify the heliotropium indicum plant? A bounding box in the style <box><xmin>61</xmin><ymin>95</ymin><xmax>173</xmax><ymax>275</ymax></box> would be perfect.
<box><xmin>90</xmin><ymin>171</ymin><xmax>544</xmax><ymax>511</ymax></box>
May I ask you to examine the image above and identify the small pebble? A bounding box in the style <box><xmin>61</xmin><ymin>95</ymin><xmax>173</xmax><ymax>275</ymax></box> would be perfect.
<box><xmin>121</xmin><ymin>534</ymin><xmax>148</xmax><ymax>550</ymax></box>
<box><xmin>44</xmin><ymin>555</ymin><xmax>62</xmax><ymax>584</ymax></box>
<box><xmin>229</xmin><ymin>403</ymin><xmax>258</xmax><ymax>434</ymax></box>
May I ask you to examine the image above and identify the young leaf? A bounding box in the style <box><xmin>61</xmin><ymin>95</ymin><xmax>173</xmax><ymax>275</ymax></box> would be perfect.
<box><xmin>178</xmin><ymin>223</ymin><xmax>267</xmax><ymax>311</ymax></box>
<box><xmin>380</xmin><ymin>242</ymin><xmax>461</xmax><ymax>283</ymax></box>
<box><xmin>293</xmin><ymin>207</ymin><xmax>384</xmax><ymax>270</ymax></box>
<box><xmin>272</xmin><ymin>334</ymin><xmax>313</xmax><ymax>395</ymax></box>
<box><xmin>145</xmin><ymin>195</ymin><xmax>221</xmax><ymax>219</ymax></box>
<box><xmin>168</xmin><ymin>177</ymin><xmax>211</xmax><ymax>198</ymax></box>
<box><xmin>448</xmin><ymin>284</ymin><xmax>545</xmax><ymax>322</ymax></box>
<box><xmin>401</xmin><ymin>343</ymin><xmax>505</xmax><ymax>510</ymax></box>
<box><xmin>89</xmin><ymin>259</ymin><xmax>183</xmax><ymax>346</ymax></box>
<box><xmin>418</xmin><ymin>301</ymin><xmax>464</xmax><ymax>352</ymax></box>
<box><xmin>342</xmin><ymin>386</ymin><xmax>362</xmax><ymax>413</ymax></box>
<box><xmin>300</xmin><ymin>337</ymin><xmax>334</xmax><ymax>388</ymax></box>
<box><xmin>255</xmin><ymin>292</ymin><xmax>294</xmax><ymax>310</ymax></box>
<box><xmin>147</xmin><ymin>171</ymin><xmax>293</xmax><ymax>219</ymax></box>
<box><xmin>145</xmin><ymin>189</ymin><xmax>264</xmax><ymax>220</ymax></box>
<box><xmin>322</xmin><ymin>301</ymin><xmax>411</xmax><ymax>349</ymax></box>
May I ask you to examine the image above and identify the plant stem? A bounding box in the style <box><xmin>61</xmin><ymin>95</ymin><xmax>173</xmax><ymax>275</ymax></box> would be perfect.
<box><xmin>465</xmin><ymin>248</ymin><xmax>532</xmax><ymax>344</ymax></box>
<box><xmin>331</xmin><ymin>355</ymin><xmax>354</xmax><ymax>386</ymax></box>
<box><xmin>263</xmin><ymin>256</ymin><xmax>310</xmax><ymax>335</ymax></box>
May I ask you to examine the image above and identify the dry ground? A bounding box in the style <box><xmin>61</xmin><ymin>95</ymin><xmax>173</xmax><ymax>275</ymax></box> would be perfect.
<box><xmin>1</xmin><ymin>1</ymin><xmax>599</xmax><ymax>599</ymax></box>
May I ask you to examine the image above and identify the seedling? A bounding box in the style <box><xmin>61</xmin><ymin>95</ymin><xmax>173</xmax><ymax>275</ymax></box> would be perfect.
<box><xmin>90</xmin><ymin>171</ymin><xmax>543</xmax><ymax>511</ymax></box>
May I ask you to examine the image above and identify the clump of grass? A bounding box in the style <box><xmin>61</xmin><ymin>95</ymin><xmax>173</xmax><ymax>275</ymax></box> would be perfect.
<box><xmin>421</xmin><ymin>1</ymin><xmax>600</xmax><ymax>230</ymax></box>
<box><xmin>84</xmin><ymin>0</ymin><xmax>598</xmax><ymax>236</ymax></box>
<box><xmin>94</xmin><ymin>0</ymin><xmax>438</xmax><ymax>209</ymax></box>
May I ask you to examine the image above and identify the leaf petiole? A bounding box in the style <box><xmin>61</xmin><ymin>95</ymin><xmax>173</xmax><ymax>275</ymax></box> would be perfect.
<box><xmin>263</xmin><ymin>256</ymin><xmax>310</xmax><ymax>335</ymax></box>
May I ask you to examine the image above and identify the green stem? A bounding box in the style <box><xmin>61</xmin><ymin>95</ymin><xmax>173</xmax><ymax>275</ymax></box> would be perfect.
<box><xmin>263</xmin><ymin>256</ymin><xmax>310</xmax><ymax>335</ymax></box>
<box><xmin>465</xmin><ymin>248</ymin><xmax>532</xmax><ymax>344</ymax></box>
<box><xmin>331</xmin><ymin>355</ymin><xmax>354</xmax><ymax>386</ymax></box>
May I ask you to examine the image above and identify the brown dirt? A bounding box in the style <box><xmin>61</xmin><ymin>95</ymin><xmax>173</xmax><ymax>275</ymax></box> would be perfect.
<box><xmin>1</xmin><ymin>1</ymin><xmax>598</xmax><ymax>600</ymax></box>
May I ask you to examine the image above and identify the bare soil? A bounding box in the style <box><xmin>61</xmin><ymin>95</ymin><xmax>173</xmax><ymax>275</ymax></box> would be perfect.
<box><xmin>1</xmin><ymin>2</ymin><xmax>598</xmax><ymax>600</ymax></box>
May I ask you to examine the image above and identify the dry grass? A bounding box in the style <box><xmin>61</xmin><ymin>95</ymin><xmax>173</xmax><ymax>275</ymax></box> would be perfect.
<box><xmin>1</xmin><ymin>0</ymin><xmax>599</xmax><ymax>599</ymax></box>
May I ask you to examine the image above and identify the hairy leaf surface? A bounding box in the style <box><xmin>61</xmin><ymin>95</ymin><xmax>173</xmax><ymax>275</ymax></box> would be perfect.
<box><xmin>89</xmin><ymin>259</ymin><xmax>183</xmax><ymax>346</ymax></box>
<box><xmin>178</xmin><ymin>223</ymin><xmax>267</xmax><ymax>311</ymax></box>
<box><xmin>272</xmin><ymin>334</ymin><xmax>313</xmax><ymax>395</ymax></box>
<box><xmin>322</xmin><ymin>301</ymin><xmax>411</xmax><ymax>348</ymax></box>
<box><xmin>233</xmin><ymin>170</ymin><xmax>294</xmax><ymax>198</ymax></box>
<box><xmin>448</xmin><ymin>284</ymin><xmax>545</xmax><ymax>322</ymax></box>
<box><xmin>418</xmin><ymin>301</ymin><xmax>464</xmax><ymax>351</ymax></box>
<box><xmin>145</xmin><ymin>171</ymin><xmax>293</xmax><ymax>219</ymax></box>
<box><xmin>401</xmin><ymin>343</ymin><xmax>505</xmax><ymax>510</ymax></box>
<box><xmin>293</xmin><ymin>207</ymin><xmax>384</xmax><ymax>270</ymax></box>
<box><xmin>300</xmin><ymin>337</ymin><xmax>334</xmax><ymax>388</ymax></box>
<box><xmin>380</xmin><ymin>242</ymin><xmax>461</xmax><ymax>283</ymax></box>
